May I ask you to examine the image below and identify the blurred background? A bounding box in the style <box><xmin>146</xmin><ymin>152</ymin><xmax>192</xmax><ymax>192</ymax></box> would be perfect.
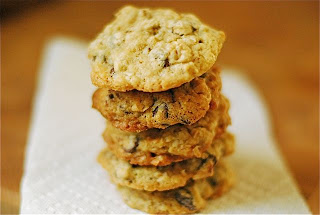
<box><xmin>1</xmin><ymin>1</ymin><xmax>319</xmax><ymax>214</ymax></box>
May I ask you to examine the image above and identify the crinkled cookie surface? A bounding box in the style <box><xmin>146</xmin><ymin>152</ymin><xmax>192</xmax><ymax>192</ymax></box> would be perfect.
<box><xmin>88</xmin><ymin>6</ymin><xmax>225</xmax><ymax>92</ymax></box>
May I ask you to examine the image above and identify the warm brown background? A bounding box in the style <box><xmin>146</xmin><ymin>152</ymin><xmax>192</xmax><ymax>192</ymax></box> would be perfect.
<box><xmin>1</xmin><ymin>1</ymin><xmax>319</xmax><ymax>214</ymax></box>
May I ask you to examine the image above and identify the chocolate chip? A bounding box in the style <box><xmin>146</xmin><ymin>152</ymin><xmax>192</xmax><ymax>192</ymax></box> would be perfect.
<box><xmin>124</xmin><ymin>137</ymin><xmax>139</xmax><ymax>153</ymax></box>
<box><xmin>189</xmin><ymin>80</ymin><xmax>195</xmax><ymax>88</ymax></box>
<box><xmin>110</xmin><ymin>67</ymin><xmax>115</xmax><ymax>75</ymax></box>
<box><xmin>108</xmin><ymin>94</ymin><xmax>114</xmax><ymax>99</ymax></box>
<box><xmin>169</xmin><ymin>90</ymin><xmax>176</xmax><ymax>103</ymax></box>
<box><xmin>103</xmin><ymin>56</ymin><xmax>107</xmax><ymax>63</ymax></box>
<box><xmin>196</xmin><ymin>159</ymin><xmax>207</xmax><ymax>170</ymax></box>
<box><xmin>199</xmin><ymin>40</ymin><xmax>203</xmax><ymax>43</ymax></box>
<box><xmin>152</xmin><ymin>106</ymin><xmax>159</xmax><ymax>117</ymax></box>
<box><xmin>174</xmin><ymin>189</ymin><xmax>196</xmax><ymax>211</ymax></box>
<box><xmin>207</xmin><ymin>177</ymin><xmax>218</xmax><ymax>186</ymax></box>
<box><xmin>150</xmin><ymin>153</ymin><xmax>156</xmax><ymax>157</ymax></box>
<box><xmin>164</xmin><ymin>103</ymin><xmax>169</xmax><ymax>118</ymax></box>
<box><xmin>192</xmin><ymin>26</ymin><xmax>197</xmax><ymax>32</ymax></box>
<box><xmin>164</xmin><ymin>58</ymin><xmax>170</xmax><ymax>68</ymax></box>
<box><xmin>212</xmin><ymin>156</ymin><xmax>217</xmax><ymax>165</ymax></box>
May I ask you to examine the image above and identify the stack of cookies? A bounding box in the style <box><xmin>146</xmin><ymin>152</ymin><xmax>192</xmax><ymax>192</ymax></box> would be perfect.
<box><xmin>89</xmin><ymin>6</ymin><xmax>235</xmax><ymax>214</ymax></box>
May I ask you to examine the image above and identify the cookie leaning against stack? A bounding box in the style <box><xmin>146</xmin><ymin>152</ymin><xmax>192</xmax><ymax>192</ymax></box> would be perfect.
<box><xmin>89</xmin><ymin>5</ymin><xmax>235</xmax><ymax>214</ymax></box>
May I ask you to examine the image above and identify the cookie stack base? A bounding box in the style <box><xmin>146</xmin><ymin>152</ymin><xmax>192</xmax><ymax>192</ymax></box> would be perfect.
<box><xmin>117</xmin><ymin>162</ymin><xmax>234</xmax><ymax>214</ymax></box>
<box><xmin>97</xmin><ymin>127</ymin><xmax>235</xmax><ymax>213</ymax></box>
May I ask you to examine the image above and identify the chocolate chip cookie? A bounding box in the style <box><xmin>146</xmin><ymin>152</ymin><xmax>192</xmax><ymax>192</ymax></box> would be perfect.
<box><xmin>88</xmin><ymin>6</ymin><xmax>225</xmax><ymax>92</ymax></box>
<box><xmin>104</xmin><ymin>125</ymin><xmax>234</xmax><ymax>167</ymax></box>
<box><xmin>98</xmin><ymin>148</ymin><xmax>218</xmax><ymax>192</ymax></box>
<box><xmin>117</xmin><ymin>161</ymin><xmax>234</xmax><ymax>214</ymax></box>
<box><xmin>92</xmin><ymin>66</ymin><xmax>221</xmax><ymax>132</ymax></box>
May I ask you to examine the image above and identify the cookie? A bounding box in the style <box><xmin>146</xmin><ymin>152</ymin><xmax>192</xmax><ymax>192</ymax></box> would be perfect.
<box><xmin>88</xmin><ymin>6</ymin><xmax>225</xmax><ymax>92</ymax></box>
<box><xmin>102</xmin><ymin>95</ymin><xmax>231</xmax><ymax>166</ymax></box>
<box><xmin>98</xmin><ymin>148</ymin><xmax>217</xmax><ymax>191</ymax></box>
<box><xmin>105</xmin><ymin>127</ymin><xmax>234</xmax><ymax>166</ymax></box>
<box><xmin>92</xmin><ymin>66</ymin><xmax>221</xmax><ymax>132</ymax></box>
<box><xmin>118</xmin><ymin>161</ymin><xmax>234</xmax><ymax>214</ymax></box>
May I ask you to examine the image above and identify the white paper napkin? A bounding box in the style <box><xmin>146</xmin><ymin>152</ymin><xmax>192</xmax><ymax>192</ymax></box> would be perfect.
<box><xmin>20</xmin><ymin>37</ymin><xmax>311</xmax><ymax>214</ymax></box>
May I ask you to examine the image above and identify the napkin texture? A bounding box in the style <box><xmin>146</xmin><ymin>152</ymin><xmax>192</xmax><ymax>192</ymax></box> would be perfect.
<box><xmin>20</xmin><ymin>38</ymin><xmax>310</xmax><ymax>214</ymax></box>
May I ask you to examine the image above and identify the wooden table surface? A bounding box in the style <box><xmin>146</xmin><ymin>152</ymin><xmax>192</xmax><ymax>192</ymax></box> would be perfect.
<box><xmin>1</xmin><ymin>1</ymin><xmax>319</xmax><ymax>214</ymax></box>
